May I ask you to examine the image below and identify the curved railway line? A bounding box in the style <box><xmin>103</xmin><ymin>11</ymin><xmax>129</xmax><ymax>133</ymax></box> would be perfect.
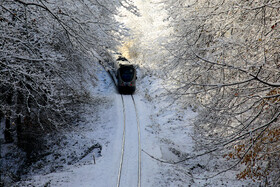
<box><xmin>117</xmin><ymin>94</ymin><xmax>142</xmax><ymax>187</ymax></box>
<box><xmin>100</xmin><ymin>61</ymin><xmax>142</xmax><ymax>187</ymax></box>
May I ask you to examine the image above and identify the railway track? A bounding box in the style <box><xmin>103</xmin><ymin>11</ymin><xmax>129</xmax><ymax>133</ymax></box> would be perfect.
<box><xmin>117</xmin><ymin>94</ymin><xmax>142</xmax><ymax>187</ymax></box>
<box><xmin>101</xmin><ymin>63</ymin><xmax>142</xmax><ymax>187</ymax></box>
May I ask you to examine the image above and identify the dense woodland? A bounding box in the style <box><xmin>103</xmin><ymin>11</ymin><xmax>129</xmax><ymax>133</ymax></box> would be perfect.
<box><xmin>0</xmin><ymin>0</ymin><xmax>135</xmax><ymax>184</ymax></box>
<box><xmin>161</xmin><ymin>0</ymin><xmax>280</xmax><ymax>185</ymax></box>
<box><xmin>1</xmin><ymin>0</ymin><xmax>280</xmax><ymax>186</ymax></box>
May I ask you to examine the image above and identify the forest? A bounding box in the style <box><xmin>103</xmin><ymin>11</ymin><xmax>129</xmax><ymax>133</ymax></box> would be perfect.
<box><xmin>1</xmin><ymin>0</ymin><xmax>280</xmax><ymax>186</ymax></box>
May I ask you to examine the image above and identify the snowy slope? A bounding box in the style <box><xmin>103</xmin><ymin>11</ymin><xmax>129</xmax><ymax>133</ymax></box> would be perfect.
<box><xmin>113</xmin><ymin>0</ymin><xmax>257</xmax><ymax>186</ymax></box>
<box><xmin>14</xmin><ymin>63</ymin><xmax>256</xmax><ymax>187</ymax></box>
<box><xmin>11</xmin><ymin>0</ymin><xmax>259</xmax><ymax>186</ymax></box>
<box><xmin>14</xmin><ymin>66</ymin><xmax>121</xmax><ymax>186</ymax></box>
<box><xmin>14</xmin><ymin>65</ymin><xmax>160</xmax><ymax>187</ymax></box>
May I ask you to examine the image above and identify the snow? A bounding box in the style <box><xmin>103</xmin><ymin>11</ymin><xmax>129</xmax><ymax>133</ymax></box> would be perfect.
<box><xmin>3</xmin><ymin>1</ymin><xmax>258</xmax><ymax>186</ymax></box>
<box><xmin>12</xmin><ymin>60</ymin><xmax>255</xmax><ymax>187</ymax></box>
<box><xmin>118</xmin><ymin>95</ymin><xmax>139</xmax><ymax>187</ymax></box>
<box><xmin>14</xmin><ymin>65</ymin><xmax>156</xmax><ymax>187</ymax></box>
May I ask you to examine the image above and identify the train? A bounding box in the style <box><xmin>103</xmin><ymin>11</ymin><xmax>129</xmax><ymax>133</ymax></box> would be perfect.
<box><xmin>116</xmin><ymin>56</ymin><xmax>137</xmax><ymax>94</ymax></box>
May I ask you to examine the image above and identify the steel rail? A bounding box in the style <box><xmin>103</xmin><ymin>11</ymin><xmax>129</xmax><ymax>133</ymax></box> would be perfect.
<box><xmin>131</xmin><ymin>95</ymin><xmax>142</xmax><ymax>187</ymax></box>
<box><xmin>117</xmin><ymin>94</ymin><xmax>126</xmax><ymax>187</ymax></box>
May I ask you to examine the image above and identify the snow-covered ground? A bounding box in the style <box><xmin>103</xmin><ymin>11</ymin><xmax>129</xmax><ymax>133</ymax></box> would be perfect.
<box><xmin>12</xmin><ymin>63</ymin><xmax>179</xmax><ymax>187</ymax></box>
<box><xmin>13</xmin><ymin>64</ymin><xmax>255</xmax><ymax>187</ymax></box>
<box><xmin>3</xmin><ymin>0</ymin><xmax>259</xmax><ymax>186</ymax></box>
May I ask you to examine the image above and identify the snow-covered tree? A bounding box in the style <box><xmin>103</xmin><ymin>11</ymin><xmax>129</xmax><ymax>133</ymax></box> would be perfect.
<box><xmin>161</xmin><ymin>0</ymin><xmax>280</xmax><ymax>184</ymax></box>
<box><xmin>0</xmin><ymin>0</ymin><xmax>139</xmax><ymax>184</ymax></box>
<box><xmin>0</xmin><ymin>0</ymin><xmax>135</xmax><ymax>161</ymax></box>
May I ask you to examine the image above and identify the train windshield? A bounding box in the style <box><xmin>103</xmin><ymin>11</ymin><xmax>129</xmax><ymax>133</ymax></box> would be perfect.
<box><xmin>120</xmin><ymin>68</ymin><xmax>134</xmax><ymax>82</ymax></box>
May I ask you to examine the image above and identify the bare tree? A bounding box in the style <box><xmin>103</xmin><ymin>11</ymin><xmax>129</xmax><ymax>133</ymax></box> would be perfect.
<box><xmin>160</xmin><ymin>0</ymin><xmax>280</xmax><ymax>184</ymax></box>
<box><xmin>0</xmin><ymin>0</ymin><xmax>136</xmax><ymax>184</ymax></box>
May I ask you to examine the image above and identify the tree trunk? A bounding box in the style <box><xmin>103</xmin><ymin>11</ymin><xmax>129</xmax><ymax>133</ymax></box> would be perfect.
<box><xmin>4</xmin><ymin>114</ymin><xmax>13</xmax><ymax>143</ymax></box>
